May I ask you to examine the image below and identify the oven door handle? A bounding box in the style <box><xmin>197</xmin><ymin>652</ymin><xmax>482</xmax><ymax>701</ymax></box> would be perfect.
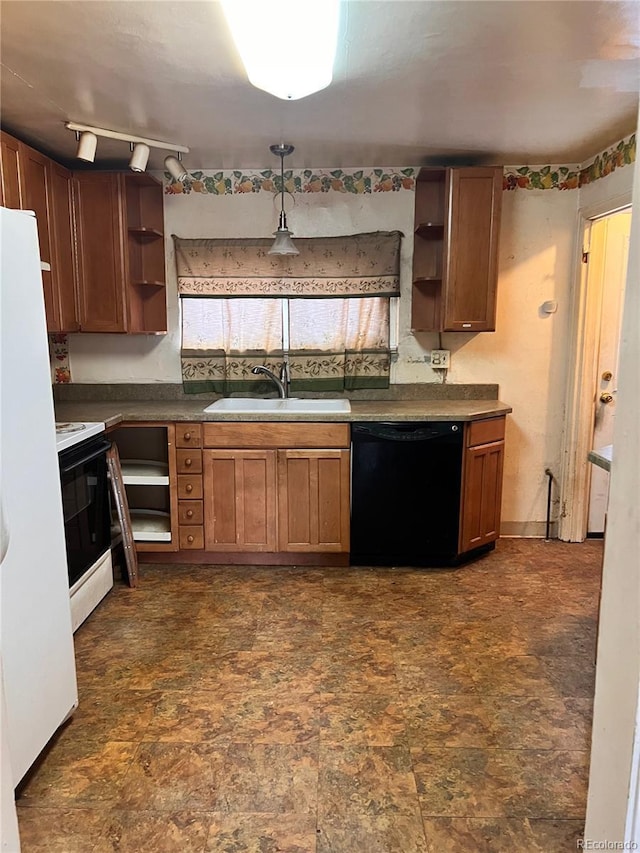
<box><xmin>60</xmin><ymin>439</ymin><xmax>112</xmax><ymax>473</ymax></box>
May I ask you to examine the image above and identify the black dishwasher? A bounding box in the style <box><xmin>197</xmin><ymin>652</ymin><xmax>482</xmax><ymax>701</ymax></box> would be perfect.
<box><xmin>351</xmin><ymin>422</ymin><xmax>463</xmax><ymax>566</ymax></box>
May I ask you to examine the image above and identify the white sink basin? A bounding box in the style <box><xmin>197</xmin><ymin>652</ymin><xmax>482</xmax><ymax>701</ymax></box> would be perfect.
<box><xmin>203</xmin><ymin>398</ymin><xmax>351</xmax><ymax>414</ymax></box>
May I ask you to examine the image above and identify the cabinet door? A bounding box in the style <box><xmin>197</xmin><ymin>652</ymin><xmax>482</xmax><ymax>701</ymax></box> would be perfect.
<box><xmin>48</xmin><ymin>162</ymin><xmax>79</xmax><ymax>332</ymax></box>
<box><xmin>278</xmin><ymin>449</ymin><xmax>350</xmax><ymax>552</ymax></box>
<box><xmin>203</xmin><ymin>450</ymin><xmax>277</xmax><ymax>551</ymax></box>
<box><xmin>459</xmin><ymin>440</ymin><xmax>505</xmax><ymax>552</ymax></box>
<box><xmin>73</xmin><ymin>173</ymin><xmax>128</xmax><ymax>332</ymax></box>
<box><xmin>0</xmin><ymin>131</ymin><xmax>23</xmax><ymax>208</ymax></box>
<box><xmin>443</xmin><ymin>167</ymin><xmax>502</xmax><ymax>332</ymax></box>
<box><xmin>18</xmin><ymin>145</ymin><xmax>59</xmax><ymax>330</ymax></box>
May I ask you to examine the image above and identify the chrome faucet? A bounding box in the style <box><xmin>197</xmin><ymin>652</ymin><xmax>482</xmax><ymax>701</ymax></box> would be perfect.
<box><xmin>251</xmin><ymin>364</ymin><xmax>289</xmax><ymax>398</ymax></box>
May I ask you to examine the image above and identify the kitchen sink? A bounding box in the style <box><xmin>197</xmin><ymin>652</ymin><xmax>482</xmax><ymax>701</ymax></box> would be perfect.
<box><xmin>203</xmin><ymin>398</ymin><xmax>351</xmax><ymax>414</ymax></box>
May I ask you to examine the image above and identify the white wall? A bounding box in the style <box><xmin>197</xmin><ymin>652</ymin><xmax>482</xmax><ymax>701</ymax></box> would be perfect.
<box><xmin>66</xmin><ymin>168</ymin><xmax>636</xmax><ymax>531</ymax></box>
<box><xmin>582</xmin><ymin>133</ymin><xmax>639</xmax><ymax>841</ymax></box>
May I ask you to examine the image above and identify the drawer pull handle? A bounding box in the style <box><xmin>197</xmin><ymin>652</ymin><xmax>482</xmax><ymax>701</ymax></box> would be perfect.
<box><xmin>185</xmin><ymin>458</ymin><xmax>192</xmax><ymax>467</ymax></box>
<box><xmin>186</xmin><ymin>484</ymin><xmax>193</xmax><ymax>493</ymax></box>
<box><xmin>184</xmin><ymin>432</ymin><xmax>191</xmax><ymax>441</ymax></box>
<box><xmin>187</xmin><ymin>535</ymin><xmax>194</xmax><ymax>544</ymax></box>
<box><xmin>186</xmin><ymin>509</ymin><xmax>193</xmax><ymax>518</ymax></box>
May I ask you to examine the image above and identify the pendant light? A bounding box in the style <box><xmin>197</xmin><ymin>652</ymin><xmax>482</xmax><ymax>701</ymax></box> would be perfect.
<box><xmin>268</xmin><ymin>143</ymin><xmax>299</xmax><ymax>256</ymax></box>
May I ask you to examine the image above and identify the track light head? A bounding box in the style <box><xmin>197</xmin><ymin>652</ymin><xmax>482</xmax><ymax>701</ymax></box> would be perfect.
<box><xmin>164</xmin><ymin>155</ymin><xmax>189</xmax><ymax>183</ymax></box>
<box><xmin>129</xmin><ymin>143</ymin><xmax>150</xmax><ymax>173</ymax></box>
<box><xmin>76</xmin><ymin>131</ymin><xmax>97</xmax><ymax>163</ymax></box>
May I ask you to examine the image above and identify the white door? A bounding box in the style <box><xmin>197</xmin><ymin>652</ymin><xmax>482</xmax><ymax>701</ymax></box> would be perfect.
<box><xmin>587</xmin><ymin>210</ymin><xmax>632</xmax><ymax>534</ymax></box>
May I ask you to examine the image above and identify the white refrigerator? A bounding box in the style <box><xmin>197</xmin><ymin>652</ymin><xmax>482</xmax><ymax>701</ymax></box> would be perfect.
<box><xmin>0</xmin><ymin>208</ymin><xmax>78</xmax><ymax>799</ymax></box>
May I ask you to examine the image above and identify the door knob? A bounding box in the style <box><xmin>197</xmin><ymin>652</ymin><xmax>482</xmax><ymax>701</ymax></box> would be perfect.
<box><xmin>600</xmin><ymin>392</ymin><xmax>614</xmax><ymax>404</ymax></box>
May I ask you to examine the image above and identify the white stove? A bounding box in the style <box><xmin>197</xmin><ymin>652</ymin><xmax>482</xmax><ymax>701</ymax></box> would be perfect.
<box><xmin>55</xmin><ymin>421</ymin><xmax>106</xmax><ymax>452</ymax></box>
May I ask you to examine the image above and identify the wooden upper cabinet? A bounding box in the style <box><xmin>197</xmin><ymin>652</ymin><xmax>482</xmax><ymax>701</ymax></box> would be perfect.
<box><xmin>0</xmin><ymin>131</ymin><xmax>23</xmax><ymax>208</ymax></box>
<box><xmin>48</xmin><ymin>162</ymin><xmax>79</xmax><ymax>332</ymax></box>
<box><xmin>411</xmin><ymin>166</ymin><xmax>502</xmax><ymax>333</ymax></box>
<box><xmin>73</xmin><ymin>173</ymin><xmax>128</xmax><ymax>332</ymax></box>
<box><xmin>1</xmin><ymin>132</ymin><xmax>77</xmax><ymax>331</ymax></box>
<box><xmin>444</xmin><ymin>168</ymin><xmax>502</xmax><ymax>331</ymax></box>
<box><xmin>18</xmin><ymin>145</ymin><xmax>60</xmax><ymax>331</ymax></box>
<box><xmin>72</xmin><ymin>171</ymin><xmax>167</xmax><ymax>334</ymax></box>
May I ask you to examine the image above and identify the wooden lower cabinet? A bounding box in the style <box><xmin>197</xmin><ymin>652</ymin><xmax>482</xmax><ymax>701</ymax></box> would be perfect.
<box><xmin>203</xmin><ymin>450</ymin><xmax>277</xmax><ymax>551</ymax></box>
<box><xmin>278</xmin><ymin>449</ymin><xmax>350</xmax><ymax>552</ymax></box>
<box><xmin>199</xmin><ymin>424</ymin><xmax>351</xmax><ymax>557</ymax></box>
<box><xmin>459</xmin><ymin>439</ymin><xmax>505</xmax><ymax>553</ymax></box>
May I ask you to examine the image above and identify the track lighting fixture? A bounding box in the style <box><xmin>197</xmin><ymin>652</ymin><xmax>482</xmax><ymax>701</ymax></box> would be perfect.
<box><xmin>164</xmin><ymin>154</ymin><xmax>189</xmax><ymax>183</ymax></box>
<box><xmin>76</xmin><ymin>131</ymin><xmax>97</xmax><ymax>163</ymax></box>
<box><xmin>129</xmin><ymin>143</ymin><xmax>150</xmax><ymax>173</ymax></box>
<box><xmin>268</xmin><ymin>143</ymin><xmax>299</xmax><ymax>256</ymax></box>
<box><xmin>65</xmin><ymin>122</ymin><xmax>189</xmax><ymax>172</ymax></box>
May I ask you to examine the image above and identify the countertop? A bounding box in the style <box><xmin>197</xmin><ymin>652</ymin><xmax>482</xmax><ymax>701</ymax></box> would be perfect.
<box><xmin>588</xmin><ymin>444</ymin><xmax>613</xmax><ymax>473</ymax></box>
<box><xmin>55</xmin><ymin>398</ymin><xmax>512</xmax><ymax>429</ymax></box>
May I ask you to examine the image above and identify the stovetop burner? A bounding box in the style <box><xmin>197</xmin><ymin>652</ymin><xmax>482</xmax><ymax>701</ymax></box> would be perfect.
<box><xmin>55</xmin><ymin>423</ymin><xmax>86</xmax><ymax>434</ymax></box>
<box><xmin>55</xmin><ymin>421</ymin><xmax>106</xmax><ymax>452</ymax></box>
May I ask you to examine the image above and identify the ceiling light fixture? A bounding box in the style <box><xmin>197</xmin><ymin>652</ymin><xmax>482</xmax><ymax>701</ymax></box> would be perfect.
<box><xmin>164</xmin><ymin>154</ymin><xmax>189</xmax><ymax>183</ymax></box>
<box><xmin>268</xmin><ymin>143</ymin><xmax>299</xmax><ymax>256</ymax></box>
<box><xmin>65</xmin><ymin>122</ymin><xmax>189</xmax><ymax>169</ymax></box>
<box><xmin>129</xmin><ymin>142</ymin><xmax>150</xmax><ymax>173</ymax></box>
<box><xmin>220</xmin><ymin>0</ymin><xmax>340</xmax><ymax>100</ymax></box>
<box><xmin>76</xmin><ymin>131</ymin><xmax>97</xmax><ymax>163</ymax></box>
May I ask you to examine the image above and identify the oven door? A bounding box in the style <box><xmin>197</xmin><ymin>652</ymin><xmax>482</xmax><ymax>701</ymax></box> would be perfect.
<box><xmin>59</xmin><ymin>437</ymin><xmax>111</xmax><ymax>588</ymax></box>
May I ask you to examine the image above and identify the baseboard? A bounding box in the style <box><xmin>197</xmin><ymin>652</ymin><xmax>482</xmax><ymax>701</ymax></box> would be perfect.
<box><xmin>500</xmin><ymin>521</ymin><xmax>559</xmax><ymax>538</ymax></box>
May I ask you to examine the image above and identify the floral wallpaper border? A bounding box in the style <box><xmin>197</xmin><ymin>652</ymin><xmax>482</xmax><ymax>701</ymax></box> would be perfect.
<box><xmin>503</xmin><ymin>133</ymin><xmax>636</xmax><ymax>191</ymax></box>
<box><xmin>165</xmin><ymin>134</ymin><xmax>636</xmax><ymax>197</ymax></box>
<box><xmin>49</xmin><ymin>333</ymin><xmax>71</xmax><ymax>383</ymax></box>
<box><xmin>166</xmin><ymin>167</ymin><xmax>416</xmax><ymax>196</ymax></box>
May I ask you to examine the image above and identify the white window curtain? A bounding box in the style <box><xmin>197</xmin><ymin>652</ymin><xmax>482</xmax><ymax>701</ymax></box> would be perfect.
<box><xmin>175</xmin><ymin>232</ymin><xmax>401</xmax><ymax>394</ymax></box>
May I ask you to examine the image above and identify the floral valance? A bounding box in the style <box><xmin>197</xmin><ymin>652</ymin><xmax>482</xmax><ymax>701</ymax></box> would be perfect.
<box><xmin>172</xmin><ymin>231</ymin><xmax>402</xmax><ymax>298</ymax></box>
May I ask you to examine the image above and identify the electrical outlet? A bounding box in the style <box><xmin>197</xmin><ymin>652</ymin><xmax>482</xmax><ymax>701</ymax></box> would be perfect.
<box><xmin>430</xmin><ymin>349</ymin><xmax>450</xmax><ymax>368</ymax></box>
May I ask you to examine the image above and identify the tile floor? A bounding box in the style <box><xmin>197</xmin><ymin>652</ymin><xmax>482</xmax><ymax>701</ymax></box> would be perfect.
<box><xmin>16</xmin><ymin>538</ymin><xmax>602</xmax><ymax>852</ymax></box>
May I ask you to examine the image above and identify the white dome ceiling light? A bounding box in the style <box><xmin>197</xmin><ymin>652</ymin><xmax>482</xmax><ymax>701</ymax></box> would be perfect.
<box><xmin>220</xmin><ymin>0</ymin><xmax>340</xmax><ymax>101</ymax></box>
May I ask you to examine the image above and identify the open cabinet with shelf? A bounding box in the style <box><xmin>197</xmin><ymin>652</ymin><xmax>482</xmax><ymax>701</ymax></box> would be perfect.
<box><xmin>125</xmin><ymin>174</ymin><xmax>167</xmax><ymax>333</ymax></box>
<box><xmin>109</xmin><ymin>424</ymin><xmax>177</xmax><ymax>551</ymax></box>
<box><xmin>411</xmin><ymin>166</ymin><xmax>502</xmax><ymax>333</ymax></box>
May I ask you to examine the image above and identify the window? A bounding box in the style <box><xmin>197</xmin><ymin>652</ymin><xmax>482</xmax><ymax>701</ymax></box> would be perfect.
<box><xmin>175</xmin><ymin>232</ymin><xmax>401</xmax><ymax>393</ymax></box>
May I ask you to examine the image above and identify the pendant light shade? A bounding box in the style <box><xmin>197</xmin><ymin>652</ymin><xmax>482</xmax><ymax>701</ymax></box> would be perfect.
<box><xmin>76</xmin><ymin>131</ymin><xmax>97</xmax><ymax>163</ymax></box>
<box><xmin>269</xmin><ymin>143</ymin><xmax>299</xmax><ymax>256</ymax></box>
<box><xmin>268</xmin><ymin>225</ymin><xmax>299</xmax><ymax>256</ymax></box>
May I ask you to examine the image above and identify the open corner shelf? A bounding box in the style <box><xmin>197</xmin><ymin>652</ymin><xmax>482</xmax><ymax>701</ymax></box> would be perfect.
<box><xmin>128</xmin><ymin>509</ymin><xmax>172</xmax><ymax>542</ymax></box>
<box><xmin>120</xmin><ymin>458</ymin><xmax>170</xmax><ymax>485</ymax></box>
<box><xmin>128</xmin><ymin>226</ymin><xmax>163</xmax><ymax>242</ymax></box>
<box><xmin>131</xmin><ymin>279</ymin><xmax>165</xmax><ymax>289</ymax></box>
<box><xmin>415</xmin><ymin>223</ymin><xmax>445</xmax><ymax>239</ymax></box>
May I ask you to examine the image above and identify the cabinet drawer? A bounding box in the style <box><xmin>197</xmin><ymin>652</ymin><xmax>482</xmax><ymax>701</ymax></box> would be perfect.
<box><xmin>176</xmin><ymin>424</ymin><xmax>202</xmax><ymax>448</ymax></box>
<box><xmin>177</xmin><ymin>475</ymin><xmax>203</xmax><ymax>499</ymax></box>
<box><xmin>178</xmin><ymin>500</ymin><xmax>203</xmax><ymax>525</ymax></box>
<box><xmin>176</xmin><ymin>449</ymin><xmax>203</xmax><ymax>473</ymax></box>
<box><xmin>467</xmin><ymin>417</ymin><xmax>505</xmax><ymax>447</ymax></box>
<box><xmin>179</xmin><ymin>526</ymin><xmax>204</xmax><ymax>549</ymax></box>
<box><xmin>203</xmin><ymin>422</ymin><xmax>350</xmax><ymax>449</ymax></box>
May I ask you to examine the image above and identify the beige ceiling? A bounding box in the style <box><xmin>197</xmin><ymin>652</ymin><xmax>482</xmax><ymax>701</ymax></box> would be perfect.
<box><xmin>1</xmin><ymin>0</ymin><xmax>639</xmax><ymax>170</ymax></box>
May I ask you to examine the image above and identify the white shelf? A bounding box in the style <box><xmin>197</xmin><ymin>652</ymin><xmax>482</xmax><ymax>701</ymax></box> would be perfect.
<box><xmin>120</xmin><ymin>458</ymin><xmax>169</xmax><ymax>485</ymax></box>
<box><xmin>129</xmin><ymin>509</ymin><xmax>172</xmax><ymax>542</ymax></box>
